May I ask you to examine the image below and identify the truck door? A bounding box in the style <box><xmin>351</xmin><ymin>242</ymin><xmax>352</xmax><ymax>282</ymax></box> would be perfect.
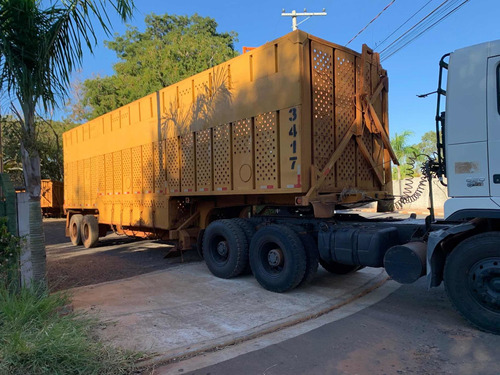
<box><xmin>487</xmin><ymin>55</ymin><xmax>500</xmax><ymax>199</ymax></box>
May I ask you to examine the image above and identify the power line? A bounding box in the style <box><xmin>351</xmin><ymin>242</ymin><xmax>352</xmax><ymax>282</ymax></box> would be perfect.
<box><xmin>381</xmin><ymin>0</ymin><xmax>470</xmax><ymax>61</ymax></box>
<box><xmin>375</xmin><ymin>0</ymin><xmax>434</xmax><ymax>51</ymax></box>
<box><xmin>379</xmin><ymin>0</ymin><xmax>456</xmax><ymax>55</ymax></box>
<box><xmin>345</xmin><ymin>0</ymin><xmax>396</xmax><ymax>46</ymax></box>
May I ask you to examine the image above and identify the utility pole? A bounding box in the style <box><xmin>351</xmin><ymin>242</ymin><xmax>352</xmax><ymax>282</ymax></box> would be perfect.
<box><xmin>281</xmin><ymin>9</ymin><xmax>327</xmax><ymax>31</ymax></box>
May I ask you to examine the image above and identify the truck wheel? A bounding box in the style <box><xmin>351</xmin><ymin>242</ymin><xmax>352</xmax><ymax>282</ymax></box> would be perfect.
<box><xmin>444</xmin><ymin>232</ymin><xmax>500</xmax><ymax>334</ymax></box>
<box><xmin>319</xmin><ymin>258</ymin><xmax>361</xmax><ymax>275</ymax></box>
<box><xmin>202</xmin><ymin>219</ymin><xmax>249</xmax><ymax>279</ymax></box>
<box><xmin>196</xmin><ymin>229</ymin><xmax>205</xmax><ymax>259</ymax></box>
<box><xmin>249</xmin><ymin>224</ymin><xmax>306</xmax><ymax>293</ymax></box>
<box><xmin>82</xmin><ymin>215</ymin><xmax>99</xmax><ymax>248</ymax></box>
<box><xmin>69</xmin><ymin>214</ymin><xmax>83</xmax><ymax>246</ymax></box>
<box><xmin>297</xmin><ymin>233</ymin><xmax>319</xmax><ymax>286</ymax></box>
<box><xmin>233</xmin><ymin>218</ymin><xmax>256</xmax><ymax>274</ymax></box>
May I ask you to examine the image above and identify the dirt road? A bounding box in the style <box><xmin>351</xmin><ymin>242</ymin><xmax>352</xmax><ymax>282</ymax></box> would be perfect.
<box><xmin>44</xmin><ymin>219</ymin><xmax>200</xmax><ymax>291</ymax></box>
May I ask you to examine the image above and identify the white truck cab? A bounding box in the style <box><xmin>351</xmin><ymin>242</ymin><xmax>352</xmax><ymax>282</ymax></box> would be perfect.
<box><xmin>443</xmin><ymin>40</ymin><xmax>500</xmax><ymax>219</ymax></box>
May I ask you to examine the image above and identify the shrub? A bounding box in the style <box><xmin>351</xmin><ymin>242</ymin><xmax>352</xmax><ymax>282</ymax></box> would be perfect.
<box><xmin>0</xmin><ymin>217</ymin><xmax>20</xmax><ymax>290</ymax></box>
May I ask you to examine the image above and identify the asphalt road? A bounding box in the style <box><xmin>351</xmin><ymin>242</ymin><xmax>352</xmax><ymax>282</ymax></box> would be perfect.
<box><xmin>177</xmin><ymin>279</ymin><xmax>500</xmax><ymax>375</ymax></box>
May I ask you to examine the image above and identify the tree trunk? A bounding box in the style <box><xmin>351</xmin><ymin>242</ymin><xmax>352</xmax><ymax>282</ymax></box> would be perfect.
<box><xmin>19</xmin><ymin>100</ymin><xmax>47</xmax><ymax>289</ymax></box>
<box><xmin>20</xmin><ymin>142</ymin><xmax>46</xmax><ymax>288</ymax></box>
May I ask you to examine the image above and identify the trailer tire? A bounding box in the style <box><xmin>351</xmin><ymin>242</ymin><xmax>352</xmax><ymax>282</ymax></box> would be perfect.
<box><xmin>196</xmin><ymin>229</ymin><xmax>205</xmax><ymax>259</ymax></box>
<box><xmin>203</xmin><ymin>220</ymin><xmax>249</xmax><ymax>279</ymax></box>
<box><xmin>444</xmin><ymin>232</ymin><xmax>500</xmax><ymax>334</ymax></box>
<box><xmin>82</xmin><ymin>215</ymin><xmax>99</xmax><ymax>248</ymax></box>
<box><xmin>233</xmin><ymin>218</ymin><xmax>256</xmax><ymax>274</ymax></box>
<box><xmin>319</xmin><ymin>259</ymin><xmax>361</xmax><ymax>275</ymax></box>
<box><xmin>69</xmin><ymin>214</ymin><xmax>83</xmax><ymax>246</ymax></box>
<box><xmin>249</xmin><ymin>224</ymin><xmax>306</xmax><ymax>293</ymax></box>
<box><xmin>297</xmin><ymin>233</ymin><xmax>319</xmax><ymax>286</ymax></box>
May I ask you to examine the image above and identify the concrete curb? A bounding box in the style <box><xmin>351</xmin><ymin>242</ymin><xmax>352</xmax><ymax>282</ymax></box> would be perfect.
<box><xmin>138</xmin><ymin>270</ymin><xmax>389</xmax><ymax>368</ymax></box>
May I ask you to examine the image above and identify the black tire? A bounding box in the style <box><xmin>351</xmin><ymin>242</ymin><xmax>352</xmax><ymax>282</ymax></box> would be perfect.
<box><xmin>297</xmin><ymin>233</ymin><xmax>319</xmax><ymax>286</ymax></box>
<box><xmin>319</xmin><ymin>258</ymin><xmax>361</xmax><ymax>275</ymax></box>
<box><xmin>444</xmin><ymin>232</ymin><xmax>500</xmax><ymax>334</ymax></box>
<box><xmin>249</xmin><ymin>224</ymin><xmax>307</xmax><ymax>293</ymax></box>
<box><xmin>82</xmin><ymin>215</ymin><xmax>99</xmax><ymax>248</ymax></box>
<box><xmin>69</xmin><ymin>214</ymin><xmax>83</xmax><ymax>246</ymax></box>
<box><xmin>233</xmin><ymin>218</ymin><xmax>256</xmax><ymax>274</ymax></box>
<box><xmin>196</xmin><ymin>229</ymin><xmax>205</xmax><ymax>259</ymax></box>
<box><xmin>202</xmin><ymin>219</ymin><xmax>249</xmax><ymax>279</ymax></box>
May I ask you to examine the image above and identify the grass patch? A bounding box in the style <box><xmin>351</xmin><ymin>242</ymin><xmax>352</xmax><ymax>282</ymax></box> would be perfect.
<box><xmin>0</xmin><ymin>286</ymin><xmax>143</xmax><ymax>375</ymax></box>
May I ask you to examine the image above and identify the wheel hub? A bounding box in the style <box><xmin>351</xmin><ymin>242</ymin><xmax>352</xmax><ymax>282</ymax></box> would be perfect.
<box><xmin>216</xmin><ymin>241</ymin><xmax>229</xmax><ymax>257</ymax></box>
<box><xmin>268</xmin><ymin>248</ymin><xmax>283</xmax><ymax>267</ymax></box>
<box><xmin>469</xmin><ymin>258</ymin><xmax>500</xmax><ymax>311</ymax></box>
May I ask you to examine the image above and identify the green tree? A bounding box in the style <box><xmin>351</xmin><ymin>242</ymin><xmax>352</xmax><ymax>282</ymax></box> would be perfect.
<box><xmin>1</xmin><ymin>116</ymin><xmax>75</xmax><ymax>188</ymax></box>
<box><xmin>81</xmin><ymin>13</ymin><xmax>239</xmax><ymax>119</ymax></box>
<box><xmin>416</xmin><ymin>130</ymin><xmax>437</xmax><ymax>157</ymax></box>
<box><xmin>0</xmin><ymin>0</ymin><xmax>134</xmax><ymax>287</ymax></box>
<box><xmin>391</xmin><ymin>130</ymin><xmax>418</xmax><ymax>193</ymax></box>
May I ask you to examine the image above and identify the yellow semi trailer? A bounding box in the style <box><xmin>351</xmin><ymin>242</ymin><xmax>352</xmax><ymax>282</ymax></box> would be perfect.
<box><xmin>64</xmin><ymin>30</ymin><xmax>395</xmax><ymax>247</ymax></box>
<box><xmin>63</xmin><ymin>29</ymin><xmax>396</xmax><ymax>284</ymax></box>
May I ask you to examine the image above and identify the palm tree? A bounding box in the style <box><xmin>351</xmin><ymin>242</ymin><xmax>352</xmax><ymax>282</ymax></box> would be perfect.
<box><xmin>0</xmin><ymin>0</ymin><xmax>134</xmax><ymax>287</ymax></box>
<box><xmin>391</xmin><ymin>130</ymin><xmax>417</xmax><ymax>195</ymax></box>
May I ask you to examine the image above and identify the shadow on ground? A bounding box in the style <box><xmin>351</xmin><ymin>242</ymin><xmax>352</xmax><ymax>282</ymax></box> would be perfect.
<box><xmin>44</xmin><ymin>219</ymin><xmax>201</xmax><ymax>292</ymax></box>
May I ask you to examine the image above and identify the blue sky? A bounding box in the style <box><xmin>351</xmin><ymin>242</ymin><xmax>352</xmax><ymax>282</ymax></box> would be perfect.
<box><xmin>75</xmin><ymin>0</ymin><xmax>499</xmax><ymax>145</ymax></box>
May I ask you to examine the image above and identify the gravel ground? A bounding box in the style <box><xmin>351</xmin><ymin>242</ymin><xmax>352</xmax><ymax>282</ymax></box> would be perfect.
<box><xmin>44</xmin><ymin>218</ymin><xmax>201</xmax><ymax>291</ymax></box>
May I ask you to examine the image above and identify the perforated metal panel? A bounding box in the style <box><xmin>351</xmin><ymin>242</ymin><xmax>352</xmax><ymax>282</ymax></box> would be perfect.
<box><xmin>72</xmin><ymin>161</ymin><xmax>78</xmax><ymax>206</ymax></box>
<box><xmin>97</xmin><ymin>155</ymin><xmax>105</xmax><ymax>197</ymax></box>
<box><xmin>90</xmin><ymin>157</ymin><xmax>98</xmax><ymax>206</ymax></box>
<box><xmin>142</xmin><ymin>144</ymin><xmax>154</xmax><ymax>194</ymax></box>
<box><xmin>196</xmin><ymin>129</ymin><xmax>212</xmax><ymax>192</ymax></box>
<box><xmin>232</xmin><ymin>118</ymin><xmax>253</xmax><ymax>190</ymax></box>
<box><xmin>77</xmin><ymin>160</ymin><xmax>84</xmax><ymax>206</ymax></box>
<box><xmin>64</xmin><ymin>162</ymin><xmax>69</xmax><ymax>206</ymax></box>
<box><xmin>122</xmin><ymin>198</ymin><xmax>132</xmax><ymax>226</ymax></box>
<box><xmin>166</xmin><ymin>137</ymin><xmax>180</xmax><ymax>193</ymax></box>
<box><xmin>122</xmin><ymin>148</ymin><xmax>132</xmax><ymax>195</ymax></box>
<box><xmin>181</xmin><ymin>134</ymin><xmax>195</xmax><ymax>192</ymax></box>
<box><xmin>311</xmin><ymin>42</ymin><xmax>335</xmax><ymax>188</ymax></box>
<box><xmin>213</xmin><ymin>124</ymin><xmax>231</xmax><ymax>191</ymax></box>
<box><xmin>105</xmin><ymin>153</ymin><xmax>113</xmax><ymax>196</ymax></box>
<box><xmin>255</xmin><ymin>112</ymin><xmax>278</xmax><ymax>189</ymax></box>
<box><xmin>113</xmin><ymin>151</ymin><xmax>122</xmax><ymax>195</ymax></box>
<box><xmin>357</xmin><ymin>55</ymin><xmax>375</xmax><ymax>189</ymax></box>
<box><xmin>132</xmin><ymin>146</ymin><xmax>142</xmax><ymax>195</ymax></box>
<box><xmin>334</xmin><ymin>49</ymin><xmax>356</xmax><ymax>188</ymax></box>
<box><xmin>153</xmin><ymin>141</ymin><xmax>166</xmax><ymax>194</ymax></box>
<box><xmin>84</xmin><ymin>158</ymin><xmax>91</xmax><ymax>206</ymax></box>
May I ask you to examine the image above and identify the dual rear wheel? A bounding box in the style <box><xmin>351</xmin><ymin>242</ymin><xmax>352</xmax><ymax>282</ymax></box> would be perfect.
<box><xmin>202</xmin><ymin>220</ymin><xmax>320</xmax><ymax>292</ymax></box>
<box><xmin>69</xmin><ymin>214</ymin><xmax>99</xmax><ymax>248</ymax></box>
